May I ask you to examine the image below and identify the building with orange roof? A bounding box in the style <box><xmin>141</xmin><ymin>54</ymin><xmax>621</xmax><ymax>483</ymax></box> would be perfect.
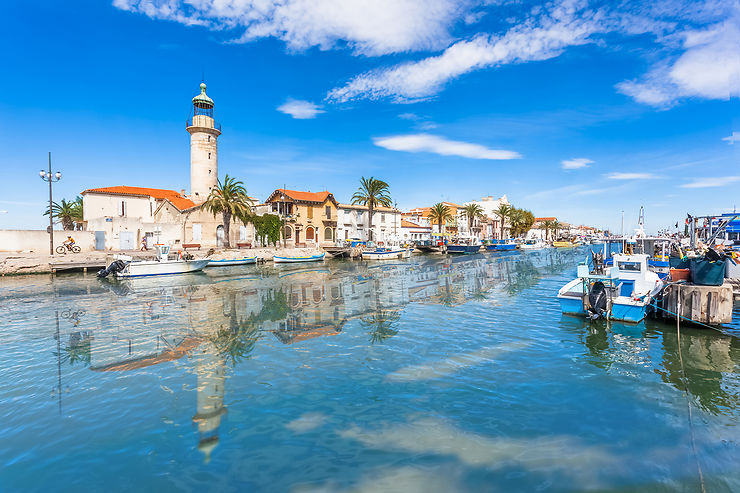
<box><xmin>265</xmin><ymin>188</ymin><xmax>340</xmax><ymax>246</ymax></box>
<box><xmin>400</xmin><ymin>219</ymin><xmax>432</xmax><ymax>242</ymax></box>
<box><xmin>81</xmin><ymin>83</ymin><xmax>262</xmax><ymax>250</ymax></box>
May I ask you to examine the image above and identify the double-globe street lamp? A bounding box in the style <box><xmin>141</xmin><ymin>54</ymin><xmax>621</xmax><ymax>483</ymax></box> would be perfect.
<box><xmin>39</xmin><ymin>151</ymin><xmax>61</xmax><ymax>255</ymax></box>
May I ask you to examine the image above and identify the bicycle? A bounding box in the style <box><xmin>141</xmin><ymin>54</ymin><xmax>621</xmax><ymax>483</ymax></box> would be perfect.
<box><xmin>56</xmin><ymin>243</ymin><xmax>81</xmax><ymax>254</ymax></box>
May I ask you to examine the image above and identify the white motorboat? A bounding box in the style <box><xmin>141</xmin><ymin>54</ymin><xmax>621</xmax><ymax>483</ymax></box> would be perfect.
<box><xmin>273</xmin><ymin>252</ymin><xmax>326</xmax><ymax>263</ymax></box>
<box><xmin>519</xmin><ymin>239</ymin><xmax>548</xmax><ymax>250</ymax></box>
<box><xmin>207</xmin><ymin>256</ymin><xmax>257</xmax><ymax>267</ymax></box>
<box><xmin>98</xmin><ymin>245</ymin><xmax>209</xmax><ymax>278</ymax></box>
<box><xmin>361</xmin><ymin>246</ymin><xmax>412</xmax><ymax>260</ymax></box>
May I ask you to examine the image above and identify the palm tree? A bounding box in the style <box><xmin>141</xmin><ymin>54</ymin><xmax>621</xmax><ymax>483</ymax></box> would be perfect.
<box><xmin>551</xmin><ymin>220</ymin><xmax>562</xmax><ymax>239</ymax></box>
<box><xmin>542</xmin><ymin>220</ymin><xmax>554</xmax><ymax>241</ymax></box>
<box><xmin>202</xmin><ymin>175</ymin><xmax>254</xmax><ymax>249</ymax></box>
<box><xmin>428</xmin><ymin>202</ymin><xmax>452</xmax><ymax>236</ymax></box>
<box><xmin>461</xmin><ymin>204</ymin><xmax>484</xmax><ymax>238</ymax></box>
<box><xmin>351</xmin><ymin>177</ymin><xmax>392</xmax><ymax>242</ymax></box>
<box><xmin>44</xmin><ymin>198</ymin><xmax>81</xmax><ymax>230</ymax></box>
<box><xmin>494</xmin><ymin>203</ymin><xmax>512</xmax><ymax>240</ymax></box>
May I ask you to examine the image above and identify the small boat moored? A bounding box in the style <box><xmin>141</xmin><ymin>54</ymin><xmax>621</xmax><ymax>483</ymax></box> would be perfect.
<box><xmin>557</xmin><ymin>253</ymin><xmax>663</xmax><ymax>323</ymax></box>
<box><xmin>361</xmin><ymin>242</ymin><xmax>413</xmax><ymax>260</ymax></box>
<box><xmin>207</xmin><ymin>256</ymin><xmax>257</xmax><ymax>267</ymax></box>
<box><xmin>273</xmin><ymin>252</ymin><xmax>326</xmax><ymax>263</ymax></box>
<box><xmin>446</xmin><ymin>236</ymin><xmax>481</xmax><ymax>254</ymax></box>
<box><xmin>486</xmin><ymin>239</ymin><xmax>517</xmax><ymax>252</ymax></box>
<box><xmin>98</xmin><ymin>244</ymin><xmax>210</xmax><ymax>278</ymax></box>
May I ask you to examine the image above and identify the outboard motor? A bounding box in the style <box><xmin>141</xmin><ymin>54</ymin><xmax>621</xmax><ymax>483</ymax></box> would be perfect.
<box><xmin>97</xmin><ymin>260</ymin><xmax>126</xmax><ymax>278</ymax></box>
<box><xmin>587</xmin><ymin>281</ymin><xmax>607</xmax><ymax>320</ymax></box>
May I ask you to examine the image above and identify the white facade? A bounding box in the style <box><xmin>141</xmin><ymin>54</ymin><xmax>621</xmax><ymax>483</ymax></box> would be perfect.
<box><xmin>400</xmin><ymin>221</ymin><xmax>432</xmax><ymax>242</ymax></box>
<box><xmin>464</xmin><ymin>195</ymin><xmax>510</xmax><ymax>239</ymax></box>
<box><xmin>336</xmin><ymin>205</ymin><xmax>402</xmax><ymax>243</ymax></box>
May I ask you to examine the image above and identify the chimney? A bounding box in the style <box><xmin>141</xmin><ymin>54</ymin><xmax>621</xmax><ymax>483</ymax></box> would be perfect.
<box><xmin>181</xmin><ymin>189</ymin><xmax>186</xmax><ymax>196</ymax></box>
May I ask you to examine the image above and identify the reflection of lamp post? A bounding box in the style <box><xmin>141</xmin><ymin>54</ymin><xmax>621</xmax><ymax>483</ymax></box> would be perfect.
<box><xmin>39</xmin><ymin>152</ymin><xmax>62</xmax><ymax>255</ymax></box>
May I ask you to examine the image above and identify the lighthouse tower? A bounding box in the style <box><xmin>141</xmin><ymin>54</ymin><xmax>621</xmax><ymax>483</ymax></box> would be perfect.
<box><xmin>187</xmin><ymin>83</ymin><xmax>221</xmax><ymax>201</ymax></box>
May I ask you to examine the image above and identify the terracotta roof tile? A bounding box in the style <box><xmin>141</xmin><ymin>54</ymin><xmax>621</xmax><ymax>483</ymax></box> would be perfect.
<box><xmin>401</xmin><ymin>219</ymin><xmax>430</xmax><ymax>229</ymax></box>
<box><xmin>273</xmin><ymin>189</ymin><xmax>334</xmax><ymax>203</ymax></box>
<box><xmin>82</xmin><ymin>186</ymin><xmax>196</xmax><ymax>210</ymax></box>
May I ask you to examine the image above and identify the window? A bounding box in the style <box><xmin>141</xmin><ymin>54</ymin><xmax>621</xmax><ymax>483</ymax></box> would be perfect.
<box><xmin>381</xmin><ymin>213</ymin><xmax>385</xmax><ymax>223</ymax></box>
<box><xmin>284</xmin><ymin>226</ymin><xmax>292</xmax><ymax>239</ymax></box>
<box><xmin>208</xmin><ymin>152</ymin><xmax>211</xmax><ymax>159</ymax></box>
<box><xmin>207</xmin><ymin>135</ymin><xmax>211</xmax><ymax>142</ymax></box>
<box><xmin>192</xmin><ymin>223</ymin><xmax>202</xmax><ymax>241</ymax></box>
<box><xmin>324</xmin><ymin>227</ymin><xmax>333</xmax><ymax>241</ymax></box>
<box><xmin>357</xmin><ymin>211</ymin><xmax>363</xmax><ymax>220</ymax></box>
<box><xmin>618</xmin><ymin>261</ymin><xmax>641</xmax><ymax>272</ymax></box>
<box><xmin>239</xmin><ymin>225</ymin><xmax>247</xmax><ymax>241</ymax></box>
<box><xmin>307</xmin><ymin>206</ymin><xmax>314</xmax><ymax>219</ymax></box>
<box><xmin>325</xmin><ymin>205</ymin><xmax>331</xmax><ymax>219</ymax></box>
<box><xmin>118</xmin><ymin>201</ymin><xmax>126</xmax><ymax>217</ymax></box>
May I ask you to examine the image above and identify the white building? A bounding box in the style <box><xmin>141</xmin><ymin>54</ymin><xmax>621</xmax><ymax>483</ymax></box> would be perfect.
<box><xmin>335</xmin><ymin>204</ymin><xmax>402</xmax><ymax>243</ymax></box>
<box><xmin>82</xmin><ymin>83</ymin><xmax>257</xmax><ymax>250</ymax></box>
<box><xmin>464</xmin><ymin>195</ymin><xmax>511</xmax><ymax>239</ymax></box>
<box><xmin>400</xmin><ymin>219</ymin><xmax>432</xmax><ymax>242</ymax></box>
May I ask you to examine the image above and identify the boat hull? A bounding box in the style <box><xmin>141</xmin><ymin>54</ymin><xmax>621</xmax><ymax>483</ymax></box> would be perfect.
<box><xmin>486</xmin><ymin>244</ymin><xmax>517</xmax><ymax>251</ymax></box>
<box><xmin>116</xmin><ymin>259</ymin><xmax>210</xmax><ymax>278</ymax></box>
<box><xmin>207</xmin><ymin>257</ymin><xmax>257</xmax><ymax>267</ymax></box>
<box><xmin>553</xmin><ymin>241</ymin><xmax>573</xmax><ymax>248</ymax></box>
<box><xmin>361</xmin><ymin>249</ymin><xmax>411</xmax><ymax>260</ymax></box>
<box><xmin>273</xmin><ymin>253</ymin><xmax>326</xmax><ymax>263</ymax></box>
<box><xmin>446</xmin><ymin>245</ymin><xmax>481</xmax><ymax>254</ymax></box>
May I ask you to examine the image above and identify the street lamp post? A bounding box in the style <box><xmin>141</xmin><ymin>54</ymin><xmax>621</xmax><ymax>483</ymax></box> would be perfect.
<box><xmin>39</xmin><ymin>152</ymin><xmax>62</xmax><ymax>255</ymax></box>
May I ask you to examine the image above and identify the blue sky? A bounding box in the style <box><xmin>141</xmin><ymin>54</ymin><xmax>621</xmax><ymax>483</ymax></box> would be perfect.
<box><xmin>1</xmin><ymin>0</ymin><xmax>738</xmax><ymax>233</ymax></box>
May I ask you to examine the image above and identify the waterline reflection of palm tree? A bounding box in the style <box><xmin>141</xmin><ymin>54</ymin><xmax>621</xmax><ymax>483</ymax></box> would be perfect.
<box><xmin>360</xmin><ymin>310</ymin><xmax>401</xmax><ymax>344</ymax></box>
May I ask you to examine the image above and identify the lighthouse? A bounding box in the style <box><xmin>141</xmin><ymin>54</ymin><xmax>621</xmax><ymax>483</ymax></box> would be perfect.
<box><xmin>187</xmin><ymin>83</ymin><xmax>221</xmax><ymax>201</ymax></box>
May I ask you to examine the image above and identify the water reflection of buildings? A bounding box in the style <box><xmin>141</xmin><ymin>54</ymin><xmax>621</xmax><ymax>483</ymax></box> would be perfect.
<box><xmin>45</xmin><ymin>249</ymin><xmax>582</xmax><ymax>461</ymax></box>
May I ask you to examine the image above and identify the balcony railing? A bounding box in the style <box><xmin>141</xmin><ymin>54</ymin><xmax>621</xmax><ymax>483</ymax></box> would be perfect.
<box><xmin>186</xmin><ymin>118</ymin><xmax>222</xmax><ymax>131</ymax></box>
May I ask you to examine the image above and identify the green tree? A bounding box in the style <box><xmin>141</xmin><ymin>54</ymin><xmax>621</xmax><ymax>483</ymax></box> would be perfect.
<box><xmin>428</xmin><ymin>202</ymin><xmax>452</xmax><ymax>236</ymax></box>
<box><xmin>351</xmin><ymin>177</ymin><xmax>392</xmax><ymax>242</ymax></box>
<box><xmin>461</xmin><ymin>203</ymin><xmax>484</xmax><ymax>237</ymax></box>
<box><xmin>252</xmin><ymin>214</ymin><xmax>284</xmax><ymax>246</ymax></box>
<box><xmin>202</xmin><ymin>175</ymin><xmax>254</xmax><ymax>249</ymax></box>
<box><xmin>542</xmin><ymin>220</ymin><xmax>554</xmax><ymax>241</ymax></box>
<box><xmin>494</xmin><ymin>203</ymin><xmax>512</xmax><ymax>239</ymax></box>
<box><xmin>44</xmin><ymin>197</ymin><xmax>83</xmax><ymax>231</ymax></box>
<box><xmin>551</xmin><ymin>220</ymin><xmax>562</xmax><ymax>239</ymax></box>
<box><xmin>509</xmin><ymin>208</ymin><xmax>535</xmax><ymax>237</ymax></box>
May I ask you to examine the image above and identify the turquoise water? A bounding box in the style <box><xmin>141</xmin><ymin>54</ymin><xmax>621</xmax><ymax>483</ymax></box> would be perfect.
<box><xmin>2</xmin><ymin>248</ymin><xmax>740</xmax><ymax>492</ymax></box>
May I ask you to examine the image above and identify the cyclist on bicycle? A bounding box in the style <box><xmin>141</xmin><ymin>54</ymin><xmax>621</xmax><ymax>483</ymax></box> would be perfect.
<box><xmin>63</xmin><ymin>236</ymin><xmax>75</xmax><ymax>249</ymax></box>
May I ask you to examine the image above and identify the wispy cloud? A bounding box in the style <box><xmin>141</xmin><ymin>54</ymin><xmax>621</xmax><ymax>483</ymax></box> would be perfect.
<box><xmin>616</xmin><ymin>7</ymin><xmax>740</xmax><ymax>106</ymax></box>
<box><xmin>277</xmin><ymin>99</ymin><xmax>325</xmax><ymax>119</ymax></box>
<box><xmin>722</xmin><ymin>131</ymin><xmax>739</xmax><ymax>144</ymax></box>
<box><xmin>605</xmin><ymin>172</ymin><xmax>657</xmax><ymax>180</ymax></box>
<box><xmin>680</xmin><ymin>176</ymin><xmax>740</xmax><ymax>188</ymax></box>
<box><xmin>373</xmin><ymin>134</ymin><xmax>521</xmax><ymax>160</ymax></box>
<box><xmin>328</xmin><ymin>2</ymin><xmax>599</xmax><ymax>102</ymax></box>
<box><xmin>561</xmin><ymin>158</ymin><xmax>593</xmax><ymax>170</ymax></box>
<box><xmin>113</xmin><ymin>0</ymin><xmax>465</xmax><ymax>56</ymax></box>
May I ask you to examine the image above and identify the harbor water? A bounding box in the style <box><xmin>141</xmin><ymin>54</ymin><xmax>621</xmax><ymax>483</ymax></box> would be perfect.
<box><xmin>2</xmin><ymin>248</ymin><xmax>740</xmax><ymax>492</ymax></box>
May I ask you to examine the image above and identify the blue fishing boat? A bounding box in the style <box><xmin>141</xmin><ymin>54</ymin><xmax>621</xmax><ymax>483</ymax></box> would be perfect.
<box><xmin>207</xmin><ymin>256</ymin><xmax>257</xmax><ymax>267</ymax></box>
<box><xmin>486</xmin><ymin>239</ymin><xmax>517</xmax><ymax>252</ymax></box>
<box><xmin>446</xmin><ymin>237</ymin><xmax>481</xmax><ymax>254</ymax></box>
<box><xmin>557</xmin><ymin>253</ymin><xmax>663</xmax><ymax>323</ymax></box>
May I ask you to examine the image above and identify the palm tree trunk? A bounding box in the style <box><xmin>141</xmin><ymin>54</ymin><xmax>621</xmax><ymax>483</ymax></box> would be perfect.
<box><xmin>223</xmin><ymin>210</ymin><xmax>232</xmax><ymax>248</ymax></box>
<box><xmin>368</xmin><ymin>204</ymin><xmax>374</xmax><ymax>242</ymax></box>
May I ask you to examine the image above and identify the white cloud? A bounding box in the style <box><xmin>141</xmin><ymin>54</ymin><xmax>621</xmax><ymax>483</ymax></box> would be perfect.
<box><xmin>398</xmin><ymin>113</ymin><xmax>418</xmax><ymax>120</ymax></box>
<box><xmin>606</xmin><ymin>172</ymin><xmax>657</xmax><ymax>180</ymax></box>
<box><xmin>561</xmin><ymin>158</ymin><xmax>593</xmax><ymax>169</ymax></box>
<box><xmin>277</xmin><ymin>99</ymin><xmax>325</xmax><ymax>119</ymax></box>
<box><xmin>617</xmin><ymin>11</ymin><xmax>740</xmax><ymax>106</ymax></box>
<box><xmin>328</xmin><ymin>2</ymin><xmax>600</xmax><ymax>102</ymax></box>
<box><xmin>373</xmin><ymin>133</ymin><xmax>521</xmax><ymax>160</ymax></box>
<box><xmin>680</xmin><ymin>176</ymin><xmax>740</xmax><ymax>188</ymax></box>
<box><xmin>113</xmin><ymin>0</ymin><xmax>465</xmax><ymax>56</ymax></box>
<box><xmin>722</xmin><ymin>131</ymin><xmax>739</xmax><ymax>144</ymax></box>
